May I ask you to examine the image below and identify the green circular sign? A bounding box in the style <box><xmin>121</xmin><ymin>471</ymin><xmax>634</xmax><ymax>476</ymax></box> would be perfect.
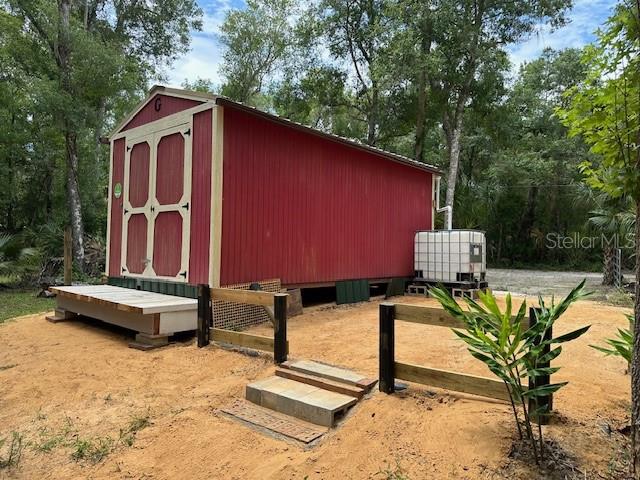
<box><xmin>114</xmin><ymin>182</ymin><xmax>122</xmax><ymax>199</ymax></box>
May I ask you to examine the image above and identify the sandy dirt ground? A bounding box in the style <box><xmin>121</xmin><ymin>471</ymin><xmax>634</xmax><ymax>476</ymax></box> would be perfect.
<box><xmin>0</xmin><ymin>294</ymin><xmax>632</xmax><ymax>480</ymax></box>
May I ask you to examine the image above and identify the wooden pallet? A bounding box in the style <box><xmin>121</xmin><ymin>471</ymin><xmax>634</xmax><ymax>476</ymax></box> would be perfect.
<box><xmin>221</xmin><ymin>399</ymin><xmax>326</xmax><ymax>443</ymax></box>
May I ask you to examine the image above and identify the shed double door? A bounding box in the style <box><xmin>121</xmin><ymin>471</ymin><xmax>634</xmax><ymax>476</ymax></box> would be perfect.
<box><xmin>121</xmin><ymin>122</ymin><xmax>192</xmax><ymax>282</ymax></box>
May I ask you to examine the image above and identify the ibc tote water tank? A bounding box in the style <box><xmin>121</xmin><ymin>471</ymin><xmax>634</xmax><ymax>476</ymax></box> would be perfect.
<box><xmin>414</xmin><ymin>230</ymin><xmax>486</xmax><ymax>284</ymax></box>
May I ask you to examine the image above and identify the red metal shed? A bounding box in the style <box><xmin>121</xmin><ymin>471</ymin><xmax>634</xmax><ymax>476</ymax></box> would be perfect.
<box><xmin>107</xmin><ymin>86</ymin><xmax>440</xmax><ymax>289</ymax></box>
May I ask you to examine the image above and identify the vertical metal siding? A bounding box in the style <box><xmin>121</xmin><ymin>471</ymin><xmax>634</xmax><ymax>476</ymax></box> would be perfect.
<box><xmin>121</xmin><ymin>94</ymin><xmax>202</xmax><ymax>132</ymax></box>
<box><xmin>220</xmin><ymin>107</ymin><xmax>433</xmax><ymax>286</ymax></box>
<box><xmin>108</xmin><ymin>138</ymin><xmax>125</xmax><ymax>276</ymax></box>
<box><xmin>153</xmin><ymin>211</ymin><xmax>183</xmax><ymax>276</ymax></box>
<box><xmin>155</xmin><ymin>133</ymin><xmax>185</xmax><ymax>204</ymax></box>
<box><xmin>188</xmin><ymin>109</ymin><xmax>213</xmax><ymax>284</ymax></box>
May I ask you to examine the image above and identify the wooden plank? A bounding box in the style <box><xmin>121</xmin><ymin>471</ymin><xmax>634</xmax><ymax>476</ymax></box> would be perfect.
<box><xmin>393</xmin><ymin>304</ymin><xmax>529</xmax><ymax>330</ymax></box>
<box><xmin>211</xmin><ymin>328</ymin><xmax>289</xmax><ymax>353</ymax></box>
<box><xmin>275</xmin><ymin>368</ymin><xmax>365</xmax><ymax>399</ymax></box>
<box><xmin>394</xmin><ymin>362</ymin><xmax>512</xmax><ymax>402</ymax></box>
<box><xmin>210</xmin><ymin>287</ymin><xmax>275</xmax><ymax>306</ymax></box>
<box><xmin>50</xmin><ymin>286</ymin><xmax>197</xmax><ymax>314</ymax></box>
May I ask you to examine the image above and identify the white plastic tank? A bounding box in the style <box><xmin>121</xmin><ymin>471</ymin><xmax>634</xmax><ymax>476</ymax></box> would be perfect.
<box><xmin>414</xmin><ymin>230</ymin><xmax>486</xmax><ymax>284</ymax></box>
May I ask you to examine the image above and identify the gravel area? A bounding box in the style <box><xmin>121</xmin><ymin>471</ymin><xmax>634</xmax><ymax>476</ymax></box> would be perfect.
<box><xmin>487</xmin><ymin>268</ymin><xmax>605</xmax><ymax>297</ymax></box>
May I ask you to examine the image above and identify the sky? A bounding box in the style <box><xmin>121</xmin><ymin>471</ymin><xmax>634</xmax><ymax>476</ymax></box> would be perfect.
<box><xmin>166</xmin><ymin>0</ymin><xmax>617</xmax><ymax>89</ymax></box>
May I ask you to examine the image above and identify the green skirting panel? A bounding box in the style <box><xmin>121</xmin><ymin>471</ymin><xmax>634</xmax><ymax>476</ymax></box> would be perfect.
<box><xmin>385</xmin><ymin>278</ymin><xmax>409</xmax><ymax>298</ymax></box>
<box><xmin>107</xmin><ymin>277</ymin><xmax>198</xmax><ymax>299</ymax></box>
<box><xmin>336</xmin><ymin>279</ymin><xmax>370</xmax><ymax>305</ymax></box>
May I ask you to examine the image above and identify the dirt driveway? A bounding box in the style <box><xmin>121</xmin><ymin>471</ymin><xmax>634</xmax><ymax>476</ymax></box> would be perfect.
<box><xmin>0</xmin><ymin>295</ymin><xmax>632</xmax><ymax>479</ymax></box>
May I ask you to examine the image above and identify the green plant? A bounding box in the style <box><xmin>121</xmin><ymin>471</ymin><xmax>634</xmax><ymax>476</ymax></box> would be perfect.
<box><xmin>0</xmin><ymin>432</ymin><xmax>24</xmax><ymax>469</ymax></box>
<box><xmin>119</xmin><ymin>411</ymin><xmax>151</xmax><ymax>447</ymax></box>
<box><xmin>592</xmin><ymin>314</ymin><xmax>634</xmax><ymax>371</ymax></box>
<box><xmin>70</xmin><ymin>436</ymin><xmax>113</xmax><ymax>463</ymax></box>
<box><xmin>0</xmin><ymin>233</ymin><xmax>39</xmax><ymax>283</ymax></box>
<box><xmin>429</xmin><ymin>281</ymin><xmax>590</xmax><ymax>465</ymax></box>
<box><xmin>375</xmin><ymin>459</ymin><xmax>409</xmax><ymax>480</ymax></box>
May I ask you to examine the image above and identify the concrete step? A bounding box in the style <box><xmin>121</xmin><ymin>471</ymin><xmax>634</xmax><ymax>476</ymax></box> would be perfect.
<box><xmin>275</xmin><ymin>368</ymin><xmax>365</xmax><ymax>399</ymax></box>
<box><xmin>246</xmin><ymin>376</ymin><xmax>357</xmax><ymax>427</ymax></box>
<box><xmin>280</xmin><ymin>360</ymin><xmax>377</xmax><ymax>391</ymax></box>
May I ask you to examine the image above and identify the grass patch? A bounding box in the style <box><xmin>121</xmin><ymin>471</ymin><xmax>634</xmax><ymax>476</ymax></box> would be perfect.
<box><xmin>119</xmin><ymin>411</ymin><xmax>151</xmax><ymax>447</ymax></box>
<box><xmin>0</xmin><ymin>432</ymin><xmax>24</xmax><ymax>469</ymax></box>
<box><xmin>0</xmin><ymin>290</ymin><xmax>55</xmax><ymax>323</ymax></box>
<box><xmin>70</xmin><ymin>436</ymin><xmax>113</xmax><ymax>463</ymax></box>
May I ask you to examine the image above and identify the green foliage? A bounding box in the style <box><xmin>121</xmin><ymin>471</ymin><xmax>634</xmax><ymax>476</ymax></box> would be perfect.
<box><xmin>429</xmin><ymin>282</ymin><xmax>590</xmax><ymax>464</ymax></box>
<box><xmin>0</xmin><ymin>0</ymin><xmax>203</xmax><ymax>271</ymax></box>
<box><xmin>0</xmin><ymin>233</ymin><xmax>38</xmax><ymax>281</ymax></box>
<box><xmin>70</xmin><ymin>436</ymin><xmax>113</xmax><ymax>463</ymax></box>
<box><xmin>219</xmin><ymin>0</ymin><xmax>297</xmax><ymax>106</ymax></box>
<box><xmin>557</xmin><ymin>3</ymin><xmax>640</xmax><ymax>202</ymax></box>
<box><xmin>592</xmin><ymin>314</ymin><xmax>634</xmax><ymax>368</ymax></box>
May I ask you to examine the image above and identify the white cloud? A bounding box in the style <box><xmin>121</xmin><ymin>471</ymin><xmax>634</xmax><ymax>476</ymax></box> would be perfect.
<box><xmin>166</xmin><ymin>0</ymin><xmax>239</xmax><ymax>88</ymax></box>
<box><xmin>508</xmin><ymin>0</ymin><xmax>615</xmax><ymax>69</ymax></box>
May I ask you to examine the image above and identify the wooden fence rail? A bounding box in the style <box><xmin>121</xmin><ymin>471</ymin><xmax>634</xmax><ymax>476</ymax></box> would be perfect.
<box><xmin>197</xmin><ymin>285</ymin><xmax>288</xmax><ymax>364</ymax></box>
<box><xmin>379</xmin><ymin>302</ymin><xmax>551</xmax><ymax>419</ymax></box>
<box><xmin>393</xmin><ymin>304</ymin><xmax>530</xmax><ymax>330</ymax></box>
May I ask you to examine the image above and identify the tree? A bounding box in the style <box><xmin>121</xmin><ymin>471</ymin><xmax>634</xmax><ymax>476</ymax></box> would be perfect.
<box><xmin>2</xmin><ymin>0</ymin><xmax>202</xmax><ymax>269</ymax></box>
<box><xmin>588</xmin><ymin>194</ymin><xmax>635</xmax><ymax>285</ymax></box>
<box><xmin>557</xmin><ymin>1</ymin><xmax>640</xmax><ymax>473</ymax></box>
<box><xmin>218</xmin><ymin>0</ymin><xmax>296</xmax><ymax>106</ymax></box>
<box><xmin>315</xmin><ymin>0</ymin><xmax>394</xmax><ymax>146</ymax></box>
<box><xmin>428</xmin><ymin>0</ymin><xmax>572</xmax><ymax>228</ymax></box>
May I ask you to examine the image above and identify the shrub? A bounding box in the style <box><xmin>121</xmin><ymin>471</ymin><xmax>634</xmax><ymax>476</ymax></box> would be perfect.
<box><xmin>429</xmin><ymin>281</ymin><xmax>590</xmax><ymax>465</ymax></box>
<box><xmin>592</xmin><ymin>313</ymin><xmax>633</xmax><ymax>371</ymax></box>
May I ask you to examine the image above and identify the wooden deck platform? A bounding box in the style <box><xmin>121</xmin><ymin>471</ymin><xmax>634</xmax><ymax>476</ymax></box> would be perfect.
<box><xmin>48</xmin><ymin>285</ymin><xmax>198</xmax><ymax>347</ymax></box>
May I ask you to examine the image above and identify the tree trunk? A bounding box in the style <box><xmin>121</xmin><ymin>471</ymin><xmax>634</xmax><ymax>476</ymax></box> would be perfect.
<box><xmin>367</xmin><ymin>82</ymin><xmax>379</xmax><ymax>146</ymax></box>
<box><xmin>414</xmin><ymin>30</ymin><xmax>432</xmax><ymax>163</ymax></box>
<box><xmin>517</xmin><ymin>186</ymin><xmax>538</xmax><ymax>251</ymax></box>
<box><xmin>443</xmin><ymin>108</ymin><xmax>464</xmax><ymax>229</ymax></box>
<box><xmin>65</xmin><ymin>129</ymin><xmax>85</xmax><ymax>267</ymax></box>
<box><xmin>58</xmin><ymin>0</ymin><xmax>85</xmax><ymax>269</ymax></box>
<box><xmin>602</xmin><ymin>243</ymin><xmax>616</xmax><ymax>286</ymax></box>
<box><xmin>414</xmin><ymin>80</ymin><xmax>427</xmax><ymax>162</ymax></box>
<box><xmin>633</xmin><ymin>198</ymin><xmax>640</xmax><ymax>477</ymax></box>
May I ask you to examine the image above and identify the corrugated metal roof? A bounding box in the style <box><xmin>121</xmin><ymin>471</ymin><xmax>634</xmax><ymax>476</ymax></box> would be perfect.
<box><xmin>112</xmin><ymin>85</ymin><xmax>442</xmax><ymax>175</ymax></box>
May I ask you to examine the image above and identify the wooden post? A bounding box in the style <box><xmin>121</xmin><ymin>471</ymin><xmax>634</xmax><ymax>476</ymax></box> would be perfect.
<box><xmin>528</xmin><ymin>307</ymin><xmax>552</xmax><ymax>424</ymax></box>
<box><xmin>197</xmin><ymin>284</ymin><xmax>211</xmax><ymax>348</ymax></box>
<box><xmin>273</xmin><ymin>293</ymin><xmax>288</xmax><ymax>364</ymax></box>
<box><xmin>63</xmin><ymin>226</ymin><xmax>72</xmax><ymax>285</ymax></box>
<box><xmin>379</xmin><ymin>302</ymin><xmax>395</xmax><ymax>393</ymax></box>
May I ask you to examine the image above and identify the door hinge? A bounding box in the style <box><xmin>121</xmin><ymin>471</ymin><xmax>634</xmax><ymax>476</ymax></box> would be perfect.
<box><xmin>122</xmin><ymin>266</ymin><xmax>127</xmax><ymax>273</ymax></box>
<box><xmin>124</xmin><ymin>208</ymin><xmax>129</xmax><ymax>215</ymax></box>
<box><xmin>179</xmin><ymin>271</ymin><xmax>187</xmax><ymax>278</ymax></box>
<box><xmin>181</xmin><ymin>202</ymin><xmax>189</xmax><ymax>210</ymax></box>
<box><xmin>126</xmin><ymin>146</ymin><xmax>131</xmax><ymax>152</ymax></box>
<box><xmin>183</xmin><ymin>128</ymin><xmax>191</xmax><ymax>136</ymax></box>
